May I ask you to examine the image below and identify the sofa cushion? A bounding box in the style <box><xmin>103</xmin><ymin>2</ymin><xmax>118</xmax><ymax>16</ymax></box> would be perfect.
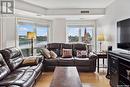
<box><xmin>47</xmin><ymin>43</ymin><xmax>63</xmax><ymax>57</ymax></box>
<box><xmin>74</xmin><ymin>58</ymin><xmax>92</xmax><ymax>66</ymax></box>
<box><xmin>73</xmin><ymin>43</ymin><xmax>86</xmax><ymax>56</ymax></box>
<box><xmin>59</xmin><ymin>58</ymin><xmax>74</xmax><ymax>66</ymax></box>
<box><xmin>45</xmin><ymin>58</ymin><xmax>59</xmax><ymax>66</ymax></box>
<box><xmin>47</xmin><ymin>43</ymin><xmax>60</xmax><ymax>49</ymax></box>
<box><xmin>50</xmin><ymin>49</ymin><xmax>60</xmax><ymax>57</ymax></box>
<box><xmin>62</xmin><ymin>49</ymin><xmax>72</xmax><ymax>58</ymax></box>
<box><xmin>20</xmin><ymin>56</ymin><xmax>43</xmax><ymax>76</ymax></box>
<box><xmin>73</xmin><ymin>43</ymin><xmax>86</xmax><ymax>50</ymax></box>
<box><xmin>61</xmin><ymin>44</ymin><xmax>73</xmax><ymax>49</ymax></box>
<box><xmin>0</xmin><ymin>69</ymin><xmax>35</xmax><ymax>87</ymax></box>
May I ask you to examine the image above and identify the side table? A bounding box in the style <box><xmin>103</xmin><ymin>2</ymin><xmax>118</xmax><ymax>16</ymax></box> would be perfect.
<box><xmin>96</xmin><ymin>52</ymin><xmax>107</xmax><ymax>72</ymax></box>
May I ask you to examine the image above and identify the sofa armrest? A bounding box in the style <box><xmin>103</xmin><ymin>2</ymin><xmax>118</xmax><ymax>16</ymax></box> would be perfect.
<box><xmin>89</xmin><ymin>52</ymin><xmax>98</xmax><ymax>60</ymax></box>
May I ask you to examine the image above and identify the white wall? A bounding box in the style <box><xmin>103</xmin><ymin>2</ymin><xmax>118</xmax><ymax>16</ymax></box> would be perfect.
<box><xmin>0</xmin><ymin>16</ymin><xmax>2</xmax><ymax>49</ymax></box>
<box><xmin>46</xmin><ymin>8</ymin><xmax>105</xmax><ymax>15</ymax></box>
<box><xmin>52</xmin><ymin>18</ymin><xmax>66</xmax><ymax>42</ymax></box>
<box><xmin>96</xmin><ymin>0</ymin><xmax>130</xmax><ymax>50</ymax></box>
<box><xmin>15</xmin><ymin>0</ymin><xmax>46</xmax><ymax>15</ymax></box>
<box><xmin>0</xmin><ymin>15</ymin><xmax>16</xmax><ymax>49</ymax></box>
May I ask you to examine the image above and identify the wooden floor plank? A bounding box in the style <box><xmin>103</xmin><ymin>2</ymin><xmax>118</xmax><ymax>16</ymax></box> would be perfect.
<box><xmin>35</xmin><ymin>69</ymin><xmax>110</xmax><ymax>87</ymax></box>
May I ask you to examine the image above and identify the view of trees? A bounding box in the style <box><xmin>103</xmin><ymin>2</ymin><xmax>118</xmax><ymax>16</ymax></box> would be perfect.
<box><xmin>68</xmin><ymin>32</ymin><xmax>92</xmax><ymax>43</ymax></box>
<box><xmin>67</xmin><ymin>27</ymin><xmax>93</xmax><ymax>43</ymax></box>
<box><xmin>19</xmin><ymin>35</ymin><xmax>47</xmax><ymax>45</ymax></box>
<box><xmin>68</xmin><ymin>36</ymin><xmax>79</xmax><ymax>42</ymax></box>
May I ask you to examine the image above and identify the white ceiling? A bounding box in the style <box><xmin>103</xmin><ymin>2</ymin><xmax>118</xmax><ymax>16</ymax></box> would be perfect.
<box><xmin>22</xmin><ymin>0</ymin><xmax>115</xmax><ymax>9</ymax></box>
<box><xmin>41</xmin><ymin>15</ymin><xmax>105</xmax><ymax>20</ymax></box>
<box><xmin>15</xmin><ymin>9</ymin><xmax>104</xmax><ymax>20</ymax></box>
<box><xmin>17</xmin><ymin>0</ymin><xmax>115</xmax><ymax>20</ymax></box>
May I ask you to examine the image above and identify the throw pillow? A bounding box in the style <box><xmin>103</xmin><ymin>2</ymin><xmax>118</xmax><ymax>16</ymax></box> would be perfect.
<box><xmin>62</xmin><ymin>49</ymin><xmax>72</xmax><ymax>58</ymax></box>
<box><xmin>22</xmin><ymin>57</ymin><xmax>38</xmax><ymax>66</ymax></box>
<box><xmin>50</xmin><ymin>50</ymin><xmax>57</xmax><ymax>58</ymax></box>
<box><xmin>77</xmin><ymin>50</ymin><xmax>87</xmax><ymax>58</ymax></box>
<box><xmin>42</xmin><ymin>48</ymin><xmax>51</xmax><ymax>59</ymax></box>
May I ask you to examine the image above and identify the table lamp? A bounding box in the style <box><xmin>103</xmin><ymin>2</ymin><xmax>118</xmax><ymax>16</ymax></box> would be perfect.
<box><xmin>27</xmin><ymin>32</ymin><xmax>36</xmax><ymax>56</ymax></box>
<box><xmin>97</xmin><ymin>33</ymin><xmax>105</xmax><ymax>52</ymax></box>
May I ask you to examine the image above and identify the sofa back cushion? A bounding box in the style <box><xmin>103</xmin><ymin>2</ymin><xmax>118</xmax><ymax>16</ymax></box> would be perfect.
<box><xmin>47</xmin><ymin>43</ymin><xmax>62</xmax><ymax>56</ymax></box>
<box><xmin>73</xmin><ymin>43</ymin><xmax>86</xmax><ymax>56</ymax></box>
<box><xmin>61</xmin><ymin>43</ymin><xmax>73</xmax><ymax>49</ymax></box>
<box><xmin>0</xmin><ymin>47</ymin><xmax>23</xmax><ymax>71</ymax></box>
<box><xmin>0</xmin><ymin>53</ymin><xmax>10</xmax><ymax>80</ymax></box>
<box><xmin>47</xmin><ymin>43</ymin><xmax>61</xmax><ymax>49</ymax></box>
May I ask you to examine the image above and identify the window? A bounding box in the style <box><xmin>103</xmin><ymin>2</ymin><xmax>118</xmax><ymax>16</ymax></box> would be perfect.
<box><xmin>17</xmin><ymin>21</ymin><xmax>49</xmax><ymax>56</ymax></box>
<box><xmin>66</xmin><ymin>26</ymin><xmax>93</xmax><ymax>44</ymax></box>
<box><xmin>67</xmin><ymin>27</ymin><xmax>79</xmax><ymax>42</ymax></box>
<box><xmin>36</xmin><ymin>26</ymin><xmax>48</xmax><ymax>46</ymax></box>
<box><xmin>17</xmin><ymin>23</ymin><xmax>33</xmax><ymax>46</ymax></box>
<box><xmin>81</xmin><ymin>27</ymin><xmax>93</xmax><ymax>43</ymax></box>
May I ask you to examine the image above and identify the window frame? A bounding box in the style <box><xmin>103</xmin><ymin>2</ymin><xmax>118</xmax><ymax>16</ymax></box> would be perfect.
<box><xmin>66</xmin><ymin>25</ymin><xmax>94</xmax><ymax>43</ymax></box>
<box><xmin>16</xmin><ymin>19</ymin><xmax>50</xmax><ymax>49</ymax></box>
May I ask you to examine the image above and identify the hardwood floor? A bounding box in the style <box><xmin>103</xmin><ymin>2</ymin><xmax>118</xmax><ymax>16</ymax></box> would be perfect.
<box><xmin>35</xmin><ymin>69</ymin><xmax>110</xmax><ymax>87</ymax></box>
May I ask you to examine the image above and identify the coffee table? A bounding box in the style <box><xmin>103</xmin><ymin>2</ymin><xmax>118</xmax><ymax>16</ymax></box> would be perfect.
<box><xmin>50</xmin><ymin>67</ymin><xmax>82</xmax><ymax>87</ymax></box>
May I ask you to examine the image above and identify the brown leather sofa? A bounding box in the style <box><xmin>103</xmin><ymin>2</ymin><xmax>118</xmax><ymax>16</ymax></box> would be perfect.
<box><xmin>42</xmin><ymin>43</ymin><xmax>97</xmax><ymax>72</ymax></box>
<box><xmin>0</xmin><ymin>47</ymin><xmax>43</xmax><ymax>87</ymax></box>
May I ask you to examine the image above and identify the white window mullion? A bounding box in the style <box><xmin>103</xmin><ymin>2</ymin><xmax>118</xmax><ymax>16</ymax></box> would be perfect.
<box><xmin>79</xmin><ymin>28</ymin><xmax>81</xmax><ymax>42</ymax></box>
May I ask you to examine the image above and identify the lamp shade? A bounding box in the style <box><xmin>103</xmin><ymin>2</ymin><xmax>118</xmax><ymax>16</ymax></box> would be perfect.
<box><xmin>27</xmin><ymin>32</ymin><xmax>36</xmax><ymax>39</ymax></box>
<box><xmin>97</xmin><ymin>33</ymin><xmax>105</xmax><ymax>41</ymax></box>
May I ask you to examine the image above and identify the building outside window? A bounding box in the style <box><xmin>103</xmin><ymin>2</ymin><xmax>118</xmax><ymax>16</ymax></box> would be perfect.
<box><xmin>66</xmin><ymin>26</ymin><xmax>93</xmax><ymax>44</ymax></box>
<box><xmin>17</xmin><ymin>21</ymin><xmax>49</xmax><ymax>56</ymax></box>
<box><xmin>66</xmin><ymin>25</ymin><xmax>95</xmax><ymax>51</ymax></box>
